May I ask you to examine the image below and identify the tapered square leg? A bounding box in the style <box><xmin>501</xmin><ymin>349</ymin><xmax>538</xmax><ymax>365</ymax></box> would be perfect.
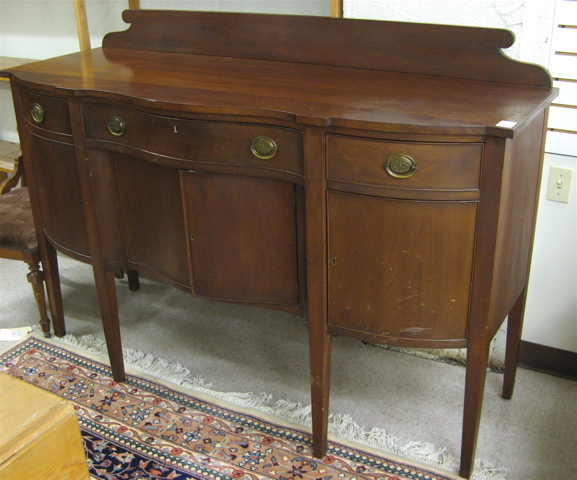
<box><xmin>460</xmin><ymin>341</ymin><xmax>491</xmax><ymax>479</ymax></box>
<box><xmin>93</xmin><ymin>267</ymin><xmax>125</xmax><ymax>382</ymax></box>
<box><xmin>502</xmin><ymin>288</ymin><xmax>528</xmax><ymax>400</ymax></box>
<box><xmin>42</xmin><ymin>242</ymin><xmax>65</xmax><ymax>337</ymax></box>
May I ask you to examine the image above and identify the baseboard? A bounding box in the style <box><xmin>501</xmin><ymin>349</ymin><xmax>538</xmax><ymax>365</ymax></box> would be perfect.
<box><xmin>519</xmin><ymin>340</ymin><xmax>577</xmax><ymax>381</ymax></box>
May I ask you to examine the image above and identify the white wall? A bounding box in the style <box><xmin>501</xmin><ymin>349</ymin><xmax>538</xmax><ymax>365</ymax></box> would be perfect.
<box><xmin>526</xmin><ymin>153</ymin><xmax>576</xmax><ymax>351</ymax></box>
<box><xmin>1</xmin><ymin>0</ymin><xmax>575</xmax><ymax>354</ymax></box>
<box><xmin>525</xmin><ymin>1</ymin><xmax>576</xmax><ymax>353</ymax></box>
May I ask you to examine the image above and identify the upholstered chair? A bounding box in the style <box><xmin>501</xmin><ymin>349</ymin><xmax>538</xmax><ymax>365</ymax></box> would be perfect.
<box><xmin>0</xmin><ymin>157</ymin><xmax>52</xmax><ymax>336</ymax></box>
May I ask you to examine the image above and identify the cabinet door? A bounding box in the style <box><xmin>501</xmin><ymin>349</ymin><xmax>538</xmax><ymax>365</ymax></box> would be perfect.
<box><xmin>115</xmin><ymin>155</ymin><xmax>190</xmax><ymax>288</ymax></box>
<box><xmin>26</xmin><ymin>132</ymin><xmax>90</xmax><ymax>259</ymax></box>
<box><xmin>182</xmin><ymin>173</ymin><xmax>299</xmax><ymax>308</ymax></box>
<box><xmin>328</xmin><ymin>191</ymin><xmax>476</xmax><ymax>343</ymax></box>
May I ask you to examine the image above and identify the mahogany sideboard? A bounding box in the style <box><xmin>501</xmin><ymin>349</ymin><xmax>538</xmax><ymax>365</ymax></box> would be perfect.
<box><xmin>1</xmin><ymin>10</ymin><xmax>558</xmax><ymax>478</ymax></box>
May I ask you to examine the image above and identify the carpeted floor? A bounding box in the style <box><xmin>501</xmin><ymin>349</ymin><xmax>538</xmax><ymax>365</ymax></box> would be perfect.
<box><xmin>1</xmin><ymin>254</ymin><xmax>576</xmax><ymax>479</ymax></box>
<box><xmin>3</xmin><ymin>334</ymin><xmax>463</xmax><ymax>480</ymax></box>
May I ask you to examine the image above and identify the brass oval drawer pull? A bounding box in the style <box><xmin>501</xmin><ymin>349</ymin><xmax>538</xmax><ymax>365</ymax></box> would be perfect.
<box><xmin>384</xmin><ymin>153</ymin><xmax>417</xmax><ymax>178</ymax></box>
<box><xmin>107</xmin><ymin>116</ymin><xmax>126</xmax><ymax>136</ymax></box>
<box><xmin>250</xmin><ymin>136</ymin><xmax>277</xmax><ymax>160</ymax></box>
<box><xmin>31</xmin><ymin>103</ymin><xmax>45</xmax><ymax>124</ymax></box>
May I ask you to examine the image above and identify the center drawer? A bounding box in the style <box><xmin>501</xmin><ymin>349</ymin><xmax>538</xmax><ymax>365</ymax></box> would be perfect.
<box><xmin>327</xmin><ymin>134</ymin><xmax>482</xmax><ymax>193</ymax></box>
<box><xmin>82</xmin><ymin>104</ymin><xmax>303</xmax><ymax>176</ymax></box>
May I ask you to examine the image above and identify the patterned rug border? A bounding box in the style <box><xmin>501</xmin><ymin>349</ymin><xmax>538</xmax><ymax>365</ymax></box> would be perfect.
<box><xmin>3</xmin><ymin>331</ymin><xmax>508</xmax><ymax>480</ymax></box>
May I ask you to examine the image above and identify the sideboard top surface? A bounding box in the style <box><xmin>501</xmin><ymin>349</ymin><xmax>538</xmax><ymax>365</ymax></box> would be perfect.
<box><xmin>1</xmin><ymin>10</ymin><xmax>558</xmax><ymax>137</ymax></box>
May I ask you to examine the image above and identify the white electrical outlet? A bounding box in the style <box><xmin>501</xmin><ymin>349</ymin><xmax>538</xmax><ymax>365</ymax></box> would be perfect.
<box><xmin>546</xmin><ymin>166</ymin><xmax>573</xmax><ymax>204</ymax></box>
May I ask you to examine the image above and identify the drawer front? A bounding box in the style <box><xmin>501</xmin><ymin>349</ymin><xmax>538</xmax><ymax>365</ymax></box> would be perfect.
<box><xmin>21</xmin><ymin>90</ymin><xmax>72</xmax><ymax>135</ymax></box>
<box><xmin>327</xmin><ymin>135</ymin><xmax>482</xmax><ymax>192</ymax></box>
<box><xmin>82</xmin><ymin>105</ymin><xmax>304</xmax><ymax>176</ymax></box>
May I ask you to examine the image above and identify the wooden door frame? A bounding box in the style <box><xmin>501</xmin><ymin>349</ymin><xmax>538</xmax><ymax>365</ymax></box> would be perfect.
<box><xmin>331</xmin><ymin>0</ymin><xmax>343</xmax><ymax>18</ymax></box>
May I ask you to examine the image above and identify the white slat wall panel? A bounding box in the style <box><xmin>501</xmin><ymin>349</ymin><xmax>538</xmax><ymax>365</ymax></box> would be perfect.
<box><xmin>546</xmin><ymin>0</ymin><xmax>577</xmax><ymax>156</ymax></box>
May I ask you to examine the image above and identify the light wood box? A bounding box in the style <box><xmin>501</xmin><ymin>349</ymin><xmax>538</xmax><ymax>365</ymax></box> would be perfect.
<box><xmin>0</xmin><ymin>372</ymin><xmax>90</xmax><ymax>479</ymax></box>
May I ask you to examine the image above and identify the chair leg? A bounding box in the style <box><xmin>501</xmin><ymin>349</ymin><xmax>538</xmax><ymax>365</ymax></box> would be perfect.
<box><xmin>26</xmin><ymin>262</ymin><xmax>51</xmax><ymax>338</ymax></box>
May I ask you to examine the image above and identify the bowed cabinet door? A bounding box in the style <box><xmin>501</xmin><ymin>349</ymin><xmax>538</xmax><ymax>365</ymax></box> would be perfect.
<box><xmin>110</xmin><ymin>153</ymin><xmax>191</xmax><ymax>288</ymax></box>
<box><xmin>327</xmin><ymin>191</ymin><xmax>477</xmax><ymax>345</ymax></box>
<box><xmin>182</xmin><ymin>172</ymin><xmax>300</xmax><ymax>310</ymax></box>
<box><xmin>25</xmin><ymin>136</ymin><xmax>90</xmax><ymax>258</ymax></box>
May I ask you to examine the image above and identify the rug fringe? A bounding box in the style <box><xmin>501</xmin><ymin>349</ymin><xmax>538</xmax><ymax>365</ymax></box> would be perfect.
<box><xmin>327</xmin><ymin>413</ymin><xmax>509</xmax><ymax>480</ymax></box>
<box><xmin>53</xmin><ymin>333</ymin><xmax>212</xmax><ymax>390</ymax></box>
<box><xmin>48</xmin><ymin>332</ymin><xmax>509</xmax><ymax>480</ymax></box>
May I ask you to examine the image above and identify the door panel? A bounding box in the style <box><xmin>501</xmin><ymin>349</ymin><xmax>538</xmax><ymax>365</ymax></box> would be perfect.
<box><xmin>182</xmin><ymin>172</ymin><xmax>299</xmax><ymax>307</ymax></box>
<box><xmin>115</xmin><ymin>155</ymin><xmax>190</xmax><ymax>287</ymax></box>
<box><xmin>328</xmin><ymin>191</ymin><xmax>476</xmax><ymax>342</ymax></box>
<box><xmin>26</xmin><ymin>132</ymin><xmax>90</xmax><ymax>258</ymax></box>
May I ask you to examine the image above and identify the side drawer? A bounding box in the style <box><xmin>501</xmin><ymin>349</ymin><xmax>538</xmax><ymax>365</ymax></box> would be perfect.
<box><xmin>82</xmin><ymin>105</ymin><xmax>304</xmax><ymax>176</ymax></box>
<box><xmin>327</xmin><ymin>134</ymin><xmax>482</xmax><ymax>192</ymax></box>
<box><xmin>20</xmin><ymin>90</ymin><xmax>72</xmax><ymax>135</ymax></box>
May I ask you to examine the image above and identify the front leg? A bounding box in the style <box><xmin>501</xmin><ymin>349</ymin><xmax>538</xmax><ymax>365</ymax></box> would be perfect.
<box><xmin>309</xmin><ymin>319</ymin><xmax>332</xmax><ymax>458</ymax></box>
<box><xmin>303</xmin><ymin>125</ymin><xmax>331</xmax><ymax>458</ymax></box>
<box><xmin>93</xmin><ymin>266</ymin><xmax>125</xmax><ymax>382</ymax></box>
<box><xmin>460</xmin><ymin>338</ymin><xmax>491</xmax><ymax>479</ymax></box>
<box><xmin>42</xmin><ymin>241</ymin><xmax>65</xmax><ymax>337</ymax></box>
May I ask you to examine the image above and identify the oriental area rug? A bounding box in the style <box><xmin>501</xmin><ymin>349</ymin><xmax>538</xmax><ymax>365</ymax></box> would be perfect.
<box><xmin>0</xmin><ymin>333</ymin><xmax>504</xmax><ymax>480</ymax></box>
